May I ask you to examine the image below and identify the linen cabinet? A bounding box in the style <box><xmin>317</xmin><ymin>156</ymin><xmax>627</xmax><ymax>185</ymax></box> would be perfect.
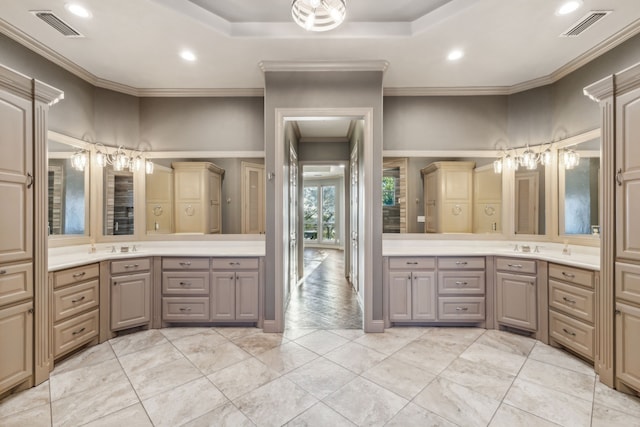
<box><xmin>172</xmin><ymin>162</ymin><xmax>224</xmax><ymax>234</ymax></box>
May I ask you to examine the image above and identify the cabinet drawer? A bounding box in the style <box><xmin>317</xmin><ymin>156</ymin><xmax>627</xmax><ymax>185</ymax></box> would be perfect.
<box><xmin>388</xmin><ymin>257</ymin><xmax>435</xmax><ymax>270</ymax></box>
<box><xmin>549</xmin><ymin>264</ymin><xmax>594</xmax><ymax>289</ymax></box>
<box><xmin>53</xmin><ymin>279</ymin><xmax>99</xmax><ymax>323</ymax></box>
<box><xmin>162</xmin><ymin>257</ymin><xmax>210</xmax><ymax>270</ymax></box>
<box><xmin>53</xmin><ymin>309</ymin><xmax>99</xmax><ymax>358</ymax></box>
<box><xmin>549</xmin><ymin>310</ymin><xmax>594</xmax><ymax>360</ymax></box>
<box><xmin>212</xmin><ymin>258</ymin><xmax>259</xmax><ymax>270</ymax></box>
<box><xmin>438</xmin><ymin>297</ymin><xmax>485</xmax><ymax>321</ymax></box>
<box><xmin>438</xmin><ymin>257</ymin><xmax>485</xmax><ymax>270</ymax></box>
<box><xmin>0</xmin><ymin>262</ymin><xmax>32</xmax><ymax>306</ymax></box>
<box><xmin>162</xmin><ymin>297</ymin><xmax>210</xmax><ymax>322</ymax></box>
<box><xmin>54</xmin><ymin>264</ymin><xmax>99</xmax><ymax>289</ymax></box>
<box><xmin>549</xmin><ymin>279</ymin><xmax>594</xmax><ymax>323</ymax></box>
<box><xmin>438</xmin><ymin>271</ymin><xmax>485</xmax><ymax>295</ymax></box>
<box><xmin>616</xmin><ymin>262</ymin><xmax>640</xmax><ymax>306</ymax></box>
<box><xmin>111</xmin><ymin>258</ymin><xmax>151</xmax><ymax>275</ymax></box>
<box><xmin>496</xmin><ymin>258</ymin><xmax>536</xmax><ymax>274</ymax></box>
<box><xmin>162</xmin><ymin>272</ymin><xmax>210</xmax><ymax>295</ymax></box>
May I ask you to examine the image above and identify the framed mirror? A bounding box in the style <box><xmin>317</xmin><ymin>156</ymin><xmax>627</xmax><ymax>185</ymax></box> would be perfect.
<box><xmin>47</xmin><ymin>132</ymin><xmax>90</xmax><ymax>239</ymax></box>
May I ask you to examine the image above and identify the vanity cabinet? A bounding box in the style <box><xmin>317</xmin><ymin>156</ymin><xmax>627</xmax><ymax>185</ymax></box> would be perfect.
<box><xmin>548</xmin><ymin>263</ymin><xmax>595</xmax><ymax>360</ymax></box>
<box><xmin>496</xmin><ymin>258</ymin><xmax>537</xmax><ymax>331</ymax></box>
<box><xmin>172</xmin><ymin>162</ymin><xmax>224</xmax><ymax>234</ymax></box>
<box><xmin>437</xmin><ymin>257</ymin><xmax>486</xmax><ymax>322</ymax></box>
<box><xmin>388</xmin><ymin>257</ymin><xmax>436</xmax><ymax>321</ymax></box>
<box><xmin>162</xmin><ymin>257</ymin><xmax>211</xmax><ymax>322</ymax></box>
<box><xmin>211</xmin><ymin>258</ymin><xmax>259</xmax><ymax>322</ymax></box>
<box><xmin>421</xmin><ymin>161</ymin><xmax>475</xmax><ymax>233</ymax></box>
<box><xmin>51</xmin><ymin>264</ymin><xmax>100</xmax><ymax>358</ymax></box>
<box><xmin>110</xmin><ymin>258</ymin><xmax>151</xmax><ymax>331</ymax></box>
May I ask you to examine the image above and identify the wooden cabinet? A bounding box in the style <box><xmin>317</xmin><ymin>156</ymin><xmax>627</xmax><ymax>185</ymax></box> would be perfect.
<box><xmin>241</xmin><ymin>161</ymin><xmax>265</xmax><ymax>234</ymax></box>
<box><xmin>437</xmin><ymin>257</ymin><xmax>486</xmax><ymax>322</ymax></box>
<box><xmin>388</xmin><ymin>257</ymin><xmax>436</xmax><ymax>322</ymax></box>
<box><xmin>51</xmin><ymin>264</ymin><xmax>100</xmax><ymax>358</ymax></box>
<box><xmin>162</xmin><ymin>257</ymin><xmax>210</xmax><ymax>322</ymax></box>
<box><xmin>211</xmin><ymin>258</ymin><xmax>259</xmax><ymax>322</ymax></box>
<box><xmin>146</xmin><ymin>165</ymin><xmax>173</xmax><ymax>233</ymax></box>
<box><xmin>110</xmin><ymin>258</ymin><xmax>151</xmax><ymax>331</ymax></box>
<box><xmin>421</xmin><ymin>161</ymin><xmax>475</xmax><ymax>233</ymax></box>
<box><xmin>172</xmin><ymin>162</ymin><xmax>224</xmax><ymax>234</ymax></box>
<box><xmin>496</xmin><ymin>258</ymin><xmax>537</xmax><ymax>331</ymax></box>
<box><xmin>615</xmin><ymin>301</ymin><xmax>640</xmax><ymax>391</ymax></box>
<box><xmin>0</xmin><ymin>301</ymin><xmax>33</xmax><ymax>394</ymax></box>
<box><xmin>473</xmin><ymin>167</ymin><xmax>502</xmax><ymax>233</ymax></box>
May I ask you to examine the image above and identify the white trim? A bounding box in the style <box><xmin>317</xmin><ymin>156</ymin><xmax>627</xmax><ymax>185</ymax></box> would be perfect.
<box><xmin>383</xmin><ymin>150</ymin><xmax>501</xmax><ymax>158</ymax></box>
<box><xmin>148</xmin><ymin>151</ymin><xmax>265</xmax><ymax>159</ymax></box>
<box><xmin>259</xmin><ymin>60</ymin><xmax>389</xmax><ymax>73</ymax></box>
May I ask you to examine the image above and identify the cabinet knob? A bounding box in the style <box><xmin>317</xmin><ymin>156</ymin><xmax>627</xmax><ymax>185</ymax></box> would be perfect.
<box><xmin>616</xmin><ymin>168</ymin><xmax>623</xmax><ymax>186</ymax></box>
<box><xmin>0</xmin><ymin>269</ymin><xmax>6</xmax><ymax>275</ymax></box>
<box><xmin>27</xmin><ymin>308</ymin><xmax>34</xmax><ymax>314</ymax></box>
<box><xmin>615</xmin><ymin>310</ymin><xmax>621</xmax><ymax>315</ymax></box>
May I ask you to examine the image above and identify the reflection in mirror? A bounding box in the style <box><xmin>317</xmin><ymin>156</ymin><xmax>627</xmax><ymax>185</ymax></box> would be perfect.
<box><xmin>559</xmin><ymin>137</ymin><xmax>600</xmax><ymax>236</ymax></box>
<box><xmin>382</xmin><ymin>158</ymin><xmax>407</xmax><ymax>233</ymax></box>
<box><xmin>103</xmin><ymin>165</ymin><xmax>134</xmax><ymax>236</ymax></box>
<box><xmin>48</xmin><ymin>138</ymin><xmax>88</xmax><ymax>236</ymax></box>
<box><xmin>514</xmin><ymin>165</ymin><xmax>546</xmax><ymax>235</ymax></box>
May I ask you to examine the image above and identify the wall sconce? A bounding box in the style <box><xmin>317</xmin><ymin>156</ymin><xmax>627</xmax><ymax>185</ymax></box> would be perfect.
<box><xmin>562</xmin><ymin>147</ymin><xmax>580</xmax><ymax>170</ymax></box>
<box><xmin>493</xmin><ymin>144</ymin><xmax>553</xmax><ymax>174</ymax></box>
<box><xmin>93</xmin><ymin>143</ymin><xmax>154</xmax><ymax>174</ymax></box>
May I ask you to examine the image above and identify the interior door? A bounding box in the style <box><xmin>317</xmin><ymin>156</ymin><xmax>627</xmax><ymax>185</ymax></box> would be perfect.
<box><xmin>241</xmin><ymin>162</ymin><xmax>265</xmax><ymax>234</ymax></box>
<box><xmin>289</xmin><ymin>146</ymin><xmax>299</xmax><ymax>294</ymax></box>
<box><xmin>350</xmin><ymin>144</ymin><xmax>359</xmax><ymax>292</ymax></box>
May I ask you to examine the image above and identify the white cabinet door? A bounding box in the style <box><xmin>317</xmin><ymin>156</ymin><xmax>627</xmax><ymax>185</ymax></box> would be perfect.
<box><xmin>496</xmin><ymin>272</ymin><xmax>537</xmax><ymax>331</ymax></box>
<box><xmin>111</xmin><ymin>273</ymin><xmax>151</xmax><ymax>330</ymax></box>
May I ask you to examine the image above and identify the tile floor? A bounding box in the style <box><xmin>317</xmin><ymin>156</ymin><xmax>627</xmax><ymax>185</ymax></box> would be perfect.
<box><xmin>1</xmin><ymin>326</ymin><xmax>640</xmax><ymax>426</ymax></box>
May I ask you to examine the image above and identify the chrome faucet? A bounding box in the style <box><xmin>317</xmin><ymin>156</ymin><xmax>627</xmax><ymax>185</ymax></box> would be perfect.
<box><xmin>513</xmin><ymin>244</ymin><xmax>519</xmax><ymax>252</ymax></box>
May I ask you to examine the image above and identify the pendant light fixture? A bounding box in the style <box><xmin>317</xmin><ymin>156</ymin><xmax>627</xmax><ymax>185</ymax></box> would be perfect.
<box><xmin>291</xmin><ymin>0</ymin><xmax>346</xmax><ymax>32</ymax></box>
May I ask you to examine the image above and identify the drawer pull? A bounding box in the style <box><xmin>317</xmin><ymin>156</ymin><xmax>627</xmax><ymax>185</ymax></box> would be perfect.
<box><xmin>179</xmin><ymin>281</ymin><xmax>191</xmax><ymax>286</ymax></box>
<box><xmin>124</xmin><ymin>264</ymin><xmax>139</xmax><ymax>269</ymax></box>
<box><xmin>72</xmin><ymin>272</ymin><xmax>86</xmax><ymax>278</ymax></box>
<box><xmin>179</xmin><ymin>262</ymin><xmax>192</xmax><ymax>267</ymax></box>
<box><xmin>229</xmin><ymin>262</ymin><xmax>241</xmax><ymax>266</ymax></box>
<box><xmin>562</xmin><ymin>272</ymin><xmax>576</xmax><ymax>279</ymax></box>
<box><xmin>455</xmin><ymin>261</ymin><xmax>468</xmax><ymax>266</ymax></box>
<box><xmin>562</xmin><ymin>296</ymin><xmax>576</xmax><ymax>304</ymax></box>
<box><xmin>507</xmin><ymin>264</ymin><xmax>523</xmax><ymax>268</ymax></box>
<box><xmin>455</xmin><ymin>307</ymin><xmax>469</xmax><ymax>311</ymax></box>
<box><xmin>455</xmin><ymin>281</ymin><xmax>468</xmax><ymax>286</ymax></box>
<box><xmin>179</xmin><ymin>307</ymin><xmax>192</xmax><ymax>312</ymax></box>
<box><xmin>406</xmin><ymin>261</ymin><xmax>419</xmax><ymax>265</ymax></box>
<box><xmin>72</xmin><ymin>327</ymin><xmax>86</xmax><ymax>336</ymax></box>
<box><xmin>0</xmin><ymin>269</ymin><xmax>6</xmax><ymax>275</ymax></box>
<box><xmin>562</xmin><ymin>328</ymin><xmax>576</xmax><ymax>337</ymax></box>
<box><xmin>71</xmin><ymin>296</ymin><xmax>86</xmax><ymax>303</ymax></box>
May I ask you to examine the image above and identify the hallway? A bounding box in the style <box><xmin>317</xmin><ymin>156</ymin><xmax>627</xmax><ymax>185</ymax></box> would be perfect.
<box><xmin>286</xmin><ymin>248</ymin><xmax>363</xmax><ymax>329</ymax></box>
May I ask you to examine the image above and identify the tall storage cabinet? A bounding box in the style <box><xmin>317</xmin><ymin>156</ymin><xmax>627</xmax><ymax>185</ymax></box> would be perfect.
<box><xmin>173</xmin><ymin>162</ymin><xmax>224</xmax><ymax>234</ymax></box>
<box><xmin>0</xmin><ymin>64</ymin><xmax>62</xmax><ymax>394</ymax></box>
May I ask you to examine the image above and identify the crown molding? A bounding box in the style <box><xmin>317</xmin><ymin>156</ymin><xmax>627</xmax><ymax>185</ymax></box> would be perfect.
<box><xmin>383</xmin><ymin>86</ymin><xmax>512</xmax><ymax>96</ymax></box>
<box><xmin>135</xmin><ymin>87</ymin><xmax>264</xmax><ymax>97</ymax></box>
<box><xmin>259</xmin><ymin>60</ymin><xmax>390</xmax><ymax>73</ymax></box>
<box><xmin>0</xmin><ymin>62</ymin><xmax>32</xmax><ymax>99</ymax></box>
<box><xmin>583</xmin><ymin>75</ymin><xmax>614</xmax><ymax>102</ymax></box>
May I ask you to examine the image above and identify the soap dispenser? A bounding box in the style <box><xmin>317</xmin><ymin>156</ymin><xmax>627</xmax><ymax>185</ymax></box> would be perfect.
<box><xmin>562</xmin><ymin>240</ymin><xmax>571</xmax><ymax>256</ymax></box>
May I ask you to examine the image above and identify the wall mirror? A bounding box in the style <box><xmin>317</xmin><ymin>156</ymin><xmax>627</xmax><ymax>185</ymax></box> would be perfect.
<box><xmin>558</xmin><ymin>135</ymin><xmax>600</xmax><ymax>238</ymax></box>
<box><xmin>144</xmin><ymin>157</ymin><xmax>265</xmax><ymax>235</ymax></box>
<box><xmin>382</xmin><ymin>156</ymin><xmax>502</xmax><ymax>234</ymax></box>
<box><xmin>48</xmin><ymin>132</ymin><xmax>90</xmax><ymax>238</ymax></box>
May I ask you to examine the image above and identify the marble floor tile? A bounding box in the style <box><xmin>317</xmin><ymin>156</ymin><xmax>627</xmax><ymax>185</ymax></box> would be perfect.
<box><xmin>286</xmin><ymin>402</ymin><xmax>356</xmax><ymax>426</ymax></box>
<box><xmin>327</xmin><ymin>329</ymin><xmax>365</xmax><ymax>341</ymax></box>
<box><xmin>392</xmin><ymin>340</ymin><xmax>459</xmax><ymax>375</ymax></box>
<box><xmin>182</xmin><ymin>402</ymin><xmax>254</xmax><ymax>427</ymax></box>
<box><xmin>593</xmin><ymin>380</ymin><xmax>640</xmax><ymax>417</ymax></box>
<box><xmin>283</xmin><ymin>328</ymin><xmax>317</xmax><ymax>341</ymax></box>
<box><xmin>213</xmin><ymin>326</ymin><xmax>262</xmax><ymax>340</ymax></box>
<box><xmin>324</xmin><ymin>377</ymin><xmax>408</xmax><ymax>426</ymax></box>
<box><xmin>285</xmin><ymin>357</ymin><xmax>356</xmax><ymax>399</ymax></box>
<box><xmin>528</xmin><ymin>341</ymin><xmax>596</xmax><ymax>376</ymax></box>
<box><xmin>109</xmin><ymin>329</ymin><xmax>169</xmax><ymax>357</ymax></box>
<box><xmin>51</xmin><ymin>378</ymin><xmax>139</xmax><ymax>427</ymax></box>
<box><xmin>362</xmin><ymin>356</ymin><xmax>436</xmax><ymax>400</ymax></box>
<box><xmin>489</xmin><ymin>404</ymin><xmax>559</xmax><ymax>427</ymax></box>
<box><xmin>591</xmin><ymin>402</ymin><xmax>640</xmax><ymax>427</ymax></box>
<box><xmin>324</xmin><ymin>341</ymin><xmax>387</xmax><ymax>374</ymax></box>
<box><xmin>232</xmin><ymin>332</ymin><xmax>288</xmax><ymax>356</ymax></box>
<box><xmin>82</xmin><ymin>403</ymin><xmax>152</xmax><ymax>427</ymax></box>
<box><xmin>518</xmin><ymin>358</ymin><xmax>596</xmax><ymax>402</ymax></box>
<box><xmin>460</xmin><ymin>342</ymin><xmax>527</xmax><ymax>375</ymax></box>
<box><xmin>0</xmin><ymin>401</ymin><xmax>52</xmax><ymax>427</ymax></box>
<box><xmin>256</xmin><ymin>341</ymin><xmax>319</xmax><ymax>375</ymax></box>
<box><xmin>474</xmin><ymin>329</ymin><xmax>536</xmax><ymax>356</ymax></box>
<box><xmin>170</xmin><ymin>328</ymin><xmax>229</xmax><ymax>355</ymax></box>
<box><xmin>0</xmin><ymin>380</ymin><xmax>50</xmax><ymax>418</ymax></box>
<box><xmin>504</xmin><ymin>378</ymin><xmax>592</xmax><ymax>427</ymax></box>
<box><xmin>353</xmin><ymin>331</ymin><xmax>415</xmax><ymax>355</ymax></box>
<box><xmin>293</xmin><ymin>330</ymin><xmax>349</xmax><ymax>355</ymax></box>
<box><xmin>127</xmin><ymin>357</ymin><xmax>203</xmax><ymax>400</ymax></box>
<box><xmin>159</xmin><ymin>326</ymin><xmax>213</xmax><ymax>341</ymax></box>
<box><xmin>118</xmin><ymin>341</ymin><xmax>185</xmax><ymax>376</ymax></box>
<box><xmin>52</xmin><ymin>341</ymin><xmax>116</xmax><ymax>375</ymax></box>
<box><xmin>142</xmin><ymin>377</ymin><xmax>228</xmax><ymax>427</ymax></box>
<box><xmin>413</xmin><ymin>377</ymin><xmax>500</xmax><ymax>427</ymax></box>
<box><xmin>439</xmin><ymin>356</ymin><xmax>515</xmax><ymax>400</ymax></box>
<box><xmin>385</xmin><ymin>402</ymin><xmax>457</xmax><ymax>427</ymax></box>
<box><xmin>49</xmin><ymin>358</ymin><xmax>126</xmax><ymax>401</ymax></box>
<box><xmin>234</xmin><ymin>377</ymin><xmax>318</xmax><ymax>427</ymax></box>
<box><xmin>421</xmin><ymin>326</ymin><xmax>485</xmax><ymax>346</ymax></box>
<box><xmin>181</xmin><ymin>341</ymin><xmax>252</xmax><ymax>375</ymax></box>
<box><xmin>208</xmin><ymin>357</ymin><xmax>281</xmax><ymax>400</ymax></box>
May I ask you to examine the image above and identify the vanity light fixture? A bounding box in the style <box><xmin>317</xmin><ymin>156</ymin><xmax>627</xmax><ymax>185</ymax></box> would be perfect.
<box><xmin>93</xmin><ymin>143</ymin><xmax>153</xmax><ymax>174</ymax></box>
<box><xmin>291</xmin><ymin>0</ymin><xmax>346</xmax><ymax>32</ymax></box>
<box><xmin>70</xmin><ymin>149</ymin><xmax>88</xmax><ymax>171</ymax></box>
<box><xmin>562</xmin><ymin>147</ymin><xmax>580</xmax><ymax>169</ymax></box>
<box><xmin>145</xmin><ymin>160</ymin><xmax>154</xmax><ymax>174</ymax></box>
<box><xmin>493</xmin><ymin>143</ymin><xmax>553</xmax><ymax>174</ymax></box>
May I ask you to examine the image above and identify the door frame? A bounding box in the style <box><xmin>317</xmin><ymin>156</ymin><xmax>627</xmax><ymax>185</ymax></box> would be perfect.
<box><xmin>272</xmin><ymin>107</ymin><xmax>375</xmax><ymax>332</ymax></box>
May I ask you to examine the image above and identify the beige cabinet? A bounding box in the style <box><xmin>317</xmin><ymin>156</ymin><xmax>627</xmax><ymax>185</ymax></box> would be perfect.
<box><xmin>110</xmin><ymin>258</ymin><xmax>151</xmax><ymax>331</ymax></box>
<box><xmin>146</xmin><ymin>165</ymin><xmax>173</xmax><ymax>233</ymax></box>
<box><xmin>473</xmin><ymin>167</ymin><xmax>502</xmax><ymax>233</ymax></box>
<box><xmin>211</xmin><ymin>258</ymin><xmax>260</xmax><ymax>322</ymax></box>
<box><xmin>161</xmin><ymin>257</ymin><xmax>210</xmax><ymax>322</ymax></box>
<box><xmin>615</xmin><ymin>301</ymin><xmax>640</xmax><ymax>391</ymax></box>
<box><xmin>421</xmin><ymin>161</ymin><xmax>475</xmax><ymax>233</ymax></box>
<box><xmin>496</xmin><ymin>258</ymin><xmax>537</xmax><ymax>331</ymax></box>
<box><xmin>241</xmin><ymin>161</ymin><xmax>265</xmax><ymax>234</ymax></box>
<box><xmin>173</xmin><ymin>162</ymin><xmax>224</xmax><ymax>234</ymax></box>
<box><xmin>437</xmin><ymin>257</ymin><xmax>486</xmax><ymax>322</ymax></box>
<box><xmin>388</xmin><ymin>257</ymin><xmax>436</xmax><ymax>322</ymax></box>
<box><xmin>0</xmin><ymin>301</ymin><xmax>33</xmax><ymax>394</ymax></box>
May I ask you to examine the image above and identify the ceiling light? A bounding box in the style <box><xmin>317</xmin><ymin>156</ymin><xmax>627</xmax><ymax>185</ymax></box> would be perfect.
<box><xmin>292</xmin><ymin>0</ymin><xmax>346</xmax><ymax>32</ymax></box>
<box><xmin>65</xmin><ymin>3</ymin><xmax>92</xmax><ymax>18</ymax></box>
<box><xmin>180</xmin><ymin>50</ymin><xmax>197</xmax><ymax>62</ymax></box>
<box><xmin>447</xmin><ymin>49</ymin><xmax>464</xmax><ymax>61</ymax></box>
<box><xmin>556</xmin><ymin>1</ymin><xmax>583</xmax><ymax>16</ymax></box>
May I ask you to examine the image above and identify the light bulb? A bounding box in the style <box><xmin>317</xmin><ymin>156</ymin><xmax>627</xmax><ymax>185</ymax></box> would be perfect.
<box><xmin>541</xmin><ymin>148</ymin><xmax>552</xmax><ymax>166</ymax></box>
<box><xmin>95</xmin><ymin>150</ymin><xmax>106</xmax><ymax>167</ymax></box>
<box><xmin>305</xmin><ymin>11</ymin><xmax>316</xmax><ymax>30</ymax></box>
<box><xmin>493</xmin><ymin>159</ymin><xmax>503</xmax><ymax>174</ymax></box>
<box><xmin>145</xmin><ymin>160</ymin><xmax>154</xmax><ymax>175</ymax></box>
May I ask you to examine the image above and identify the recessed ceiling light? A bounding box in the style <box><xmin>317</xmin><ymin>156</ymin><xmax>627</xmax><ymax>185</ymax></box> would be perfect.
<box><xmin>180</xmin><ymin>50</ymin><xmax>197</xmax><ymax>62</ymax></box>
<box><xmin>65</xmin><ymin>3</ymin><xmax>92</xmax><ymax>18</ymax></box>
<box><xmin>447</xmin><ymin>49</ymin><xmax>464</xmax><ymax>61</ymax></box>
<box><xmin>556</xmin><ymin>0</ymin><xmax>583</xmax><ymax>15</ymax></box>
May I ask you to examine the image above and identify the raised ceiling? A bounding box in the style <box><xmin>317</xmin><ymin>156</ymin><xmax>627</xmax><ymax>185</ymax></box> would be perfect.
<box><xmin>1</xmin><ymin>0</ymin><xmax>639</xmax><ymax>96</ymax></box>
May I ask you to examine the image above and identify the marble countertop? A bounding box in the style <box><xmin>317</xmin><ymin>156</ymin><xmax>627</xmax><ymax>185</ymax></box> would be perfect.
<box><xmin>48</xmin><ymin>240</ymin><xmax>266</xmax><ymax>271</ymax></box>
<box><xmin>383</xmin><ymin>239</ymin><xmax>600</xmax><ymax>271</ymax></box>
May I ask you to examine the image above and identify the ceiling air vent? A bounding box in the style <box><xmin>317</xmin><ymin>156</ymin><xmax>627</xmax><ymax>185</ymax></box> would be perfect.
<box><xmin>561</xmin><ymin>11</ymin><xmax>611</xmax><ymax>37</ymax></box>
<box><xmin>30</xmin><ymin>11</ymin><xmax>83</xmax><ymax>37</ymax></box>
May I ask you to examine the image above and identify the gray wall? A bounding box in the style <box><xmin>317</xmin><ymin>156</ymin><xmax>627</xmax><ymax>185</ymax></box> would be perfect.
<box><xmin>298</xmin><ymin>140</ymin><xmax>350</xmax><ymax>161</ymax></box>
